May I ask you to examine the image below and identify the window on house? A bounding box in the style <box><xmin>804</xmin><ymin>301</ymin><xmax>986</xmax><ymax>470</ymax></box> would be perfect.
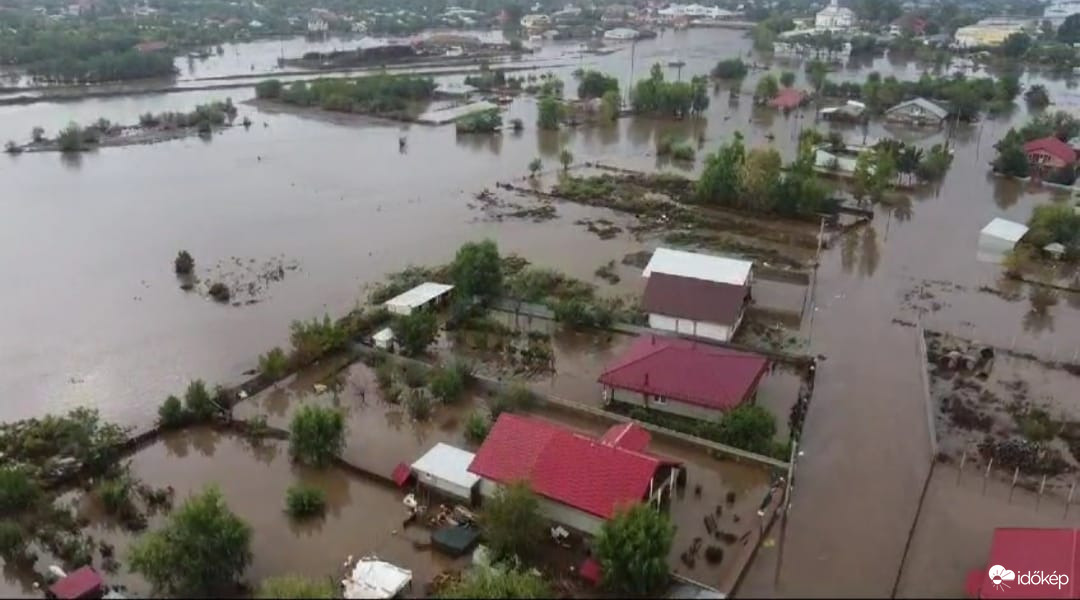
<box><xmin>653</xmin><ymin>395</ymin><xmax>667</xmax><ymax>405</ymax></box>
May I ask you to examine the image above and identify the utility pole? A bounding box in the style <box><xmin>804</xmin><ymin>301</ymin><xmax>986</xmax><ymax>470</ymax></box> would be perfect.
<box><xmin>626</xmin><ymin>39</ymin><xmax>636</xmax><ymax>106</ymax></box>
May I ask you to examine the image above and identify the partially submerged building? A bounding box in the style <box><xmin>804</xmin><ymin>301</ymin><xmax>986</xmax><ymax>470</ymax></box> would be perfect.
<box><xmin>1023</xmin><ymin>136</ymin><xmax>1077</xmax><ymax>176</ymax></box>
<box><xmin>768</xmin><ymin>87</ymin><xmax>806</xmax><ymax>111</ymax></box>
<box><xmin>342</xmin><ymin>557</ymin><xmax>412</xmax><ymax>599</ymax></box>
<box><xmin>382</xmin><ymin>282</ymin><xmax>453</xmax><ymax>315</ymax></box>
<box><xmin>883</xmin><ymin>97</ymin><xmax>948</xmax><ymax>128</ymax></box>
<box><xmin>410</xmin><ymin>442</ymin><xmax>480</xmax><ymax>503</ymax></box>
<box><xmin>599</xmin><ymin>334</ymin><xmax>770</xmax><ymax>420</ymax></box>
<box><xmin>820</xmin><ymin>100</ymin><xmax>867</xmax><ymax>123</ymax></box>
<box><xmin>642</xmin><ymin>248</ymin><xmax>753</xmax><ymax>342</ymax></box>
<box><xmin>977</xmin><ymin>217</ymin><xmax>1029</xmax><ymax>263</ymax></box>
<box><xmin>468</xmin><ymin>414</ymin><xmax>680</xmax><ymax>535</ymax></box>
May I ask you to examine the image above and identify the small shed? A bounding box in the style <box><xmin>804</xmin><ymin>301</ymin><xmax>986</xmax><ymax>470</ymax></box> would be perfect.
<box><xmin>373</xmin><ymin>327</ymin><xmax>395</xmax><ymax>350</ymax></box>
<box><xmin>383</xmin><ymin>282</ymin><xmax>453</xmax><ymax>315</ymax></box>
<box><xmin>342</xmin><ymin>558</ymin><xmax>412</xmax><ymax>599</ymax></box>
<box><xmin>978</xmin><ymin>218</ymin><xmax>1029</xmax><ymax>263</ymax></box>
<box><xmin>1045</xmin><ymin>242</ymin><xmax>1067</xmax><ymax>259</ymax></box>
<box><xmin>411</xmin><ymin>443</ymin><xmax>480</xmax><ymax>501</ymax></box>
<box><xmin>431</xmin><ymin>524</ymin><xmax>481</xmax><ymax>557</ymax></box>
<box><xmin>49</xmin><ymin>566</ymin><xmax>104</xmax><ymax>600</ymax></box>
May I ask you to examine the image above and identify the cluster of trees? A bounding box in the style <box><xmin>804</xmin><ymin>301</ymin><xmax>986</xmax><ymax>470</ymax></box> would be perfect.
<box><xmin>0</xmin><ymin>23</ymin><xmax>177</xmax><ymax>83</ymax></box>
<box><xmin>630</xmin><ymin>64</ymin><xmax>709</xmax><ymax>118</ymax></box>
<box><xmin>994</xmin><ymin>111</ymin><xmax>1080</xmax><ymax>181</ymax></box>
<box><xmin>456</xmin><ymin>109</ymin><xmax>502</xmax><ymax>134</ymax></box>
<box><xmin>696</xmin><ymin>132</ymin><xmax>835</xmax><ymax>218</ymax></box>
<box><xmin>139</xmin><ymin>99</ymin><xmax>236</xmax><ymax>132</ymax></box>
<box><xmin>820</xmin><ymin>71</ymin><xmax>1017</xmax><ymax>120</ymax></box>
<box><xmin>836</xmin><ymin>137</ymin><xmax>954</xmax><ymax>199</ymax></box>
<box><xmin>711</xmin><ymin>58</ymin><xmax>748</xmax><ymax>80</ymax></box>
<box><xmin>28</xmin><ymin>49</ymin><xmax>176</xmax><ymax>84</ymax></box>
<box><xmin>256</xmin><ymin>75</ymin><xmax>436</xmax><ymax>116</ymax></box>
<box><xmin>575</xmin><ymin>69</ymin><xmax>618</xmax><ymax>100</ymax></box>
<box><xmin>1026</xmin><ymin>203</ymin><xmax>1080</xmax><ymax>258</ymax></box>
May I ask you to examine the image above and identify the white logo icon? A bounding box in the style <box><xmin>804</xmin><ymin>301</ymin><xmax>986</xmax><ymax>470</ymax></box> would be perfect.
<box><xmin>989</xmin><ymin>565</ymin><xmax>1016</xmax><ymax>591</ymax></box>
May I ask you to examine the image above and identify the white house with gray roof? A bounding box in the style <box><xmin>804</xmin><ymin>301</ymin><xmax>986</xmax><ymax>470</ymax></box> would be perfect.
<box><xmin>884</xmin><ymin>97</ymin><xmax>949</xmax><ymax>128</ymax></box>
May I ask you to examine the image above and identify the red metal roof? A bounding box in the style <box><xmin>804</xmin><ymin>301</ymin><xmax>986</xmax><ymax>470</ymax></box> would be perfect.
<box><xmin>1024</xmin><ymin>137</ymin><xmax>1077</xmax><ymax>165</ymax></box>
<box><xmin>467</xmin><ymin>414</ymin><xmax>661</xmax><ymax>519</ymax></box>
<box><xmin>598</xmin><ymin>422</ymin><xmax>652</xmax><ymax>452</ymax></box>
<box><xmin>49</xmin><ymin>566</ymin><xmax>103</xmax><ymax>600</ymax></box>
<box><xmin>642</xmin><ymin>272</ymin><xmax>748</xmax><ymax>326</ymax></box>
<box><xmin>599</xmin><ymin>335</ymin><xmax>768</xmax><ymax>411</ymax></box>
<box><xmin>769</xmin><ymin>87</ymin><xmax>805</xmax><ymax>110</ymax></box>
<box><xmin>967</xmin><ymin>528</ymin><xmax>1080</xmax><ymax>598</ymax></box>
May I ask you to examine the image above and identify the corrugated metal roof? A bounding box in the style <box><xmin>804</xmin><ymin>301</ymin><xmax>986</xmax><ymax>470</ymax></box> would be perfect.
<box><xmin>383</xmin><ymin>282</ymin><xmax>453</xmax><ymax>312</ymax></box>
<box><xmin>411</xmin><ymin>442</ymin><xmax>480</xmax><ymax>490</ymax></box>
<box><xmin>886</xmin><ymin>97</ymin><xmax>948</xmax><ymax>120</ymax></box>
<box><xmin>980</xmin><ymin>217</ymin><xmax>1029</xmax><ymax>243</ymax></box>
<box><xmin>643</xmin><ymin>248</ymin><xmax>752</xmax><ymax>286</ymax></box>
<box><xmin>642</xmin><ymin>272</ymin><xmax>748</xmax><ymax>326</ymax></box>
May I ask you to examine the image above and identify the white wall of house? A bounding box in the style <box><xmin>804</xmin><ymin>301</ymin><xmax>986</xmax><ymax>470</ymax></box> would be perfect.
<box><xmin>647</xmin><ymin>313</ymin><xmax>735</xmax><ymax>342</ymax></box>
<box><xmin>417</xmin><ymin>472</ymin><xmax>474</xmax><ymax>502</ymax></box>
<box><xmin>478</xmin><ymin>479</ymin><xmax>607</xmax><ymax>536</ymax></box>
<box><xmin>608</xmin><ymin>386</ymin><xmax>723</xmax><ymax>422</ymax></box>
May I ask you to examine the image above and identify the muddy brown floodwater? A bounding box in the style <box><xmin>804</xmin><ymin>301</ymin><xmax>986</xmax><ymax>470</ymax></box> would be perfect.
<box><xmin>7</xmin><ymin>25</ymin><xmax>1080</xmax><ymax>597</ymax></box>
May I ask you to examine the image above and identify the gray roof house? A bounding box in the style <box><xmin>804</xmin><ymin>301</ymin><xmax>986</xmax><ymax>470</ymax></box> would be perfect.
<box><xmin>883</xmin><ymin>97</ymin><xmax>949</xmax><ymax>128</ymax></box>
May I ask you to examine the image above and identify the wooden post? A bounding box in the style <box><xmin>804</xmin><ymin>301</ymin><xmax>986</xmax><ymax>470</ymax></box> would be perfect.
<box><xmin>1009</xmin><ymin>467</ymin><xmax>1019</xmax><ymax>503</ymax></box>
<box><xmin>982</xmin><ymin>458</ymin><xmax>993</xmax><ymax>495</ymax></box>
<box><xmin>1037</xmin><ymin>475</ymin><xmax>1047</xmax><ymax>510</ymax></box>
<box><xmin>957</xmin><ymin>451</ymin><xmax>967</xmax><ymax>484</ymax></box>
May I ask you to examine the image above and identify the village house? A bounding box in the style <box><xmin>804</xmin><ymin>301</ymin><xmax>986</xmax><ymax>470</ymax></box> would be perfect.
<box><xmin>467</xmin><ymin>414</ymin><xmax>680</xmax><ymax>535</ymax></box>
<box><xmin>769</xmin><ymin>87</ymin><xmax>806</xmax><ymax>111</ymax></box>
<box><xmin>815</xmin><ymin>0</ymin><xmax>855</xmax><ymax>31</ymax></box>
<box><xmin>642</xmin><ymin>247</ymin><xmax>753</xmax><ymax>342</ymax></box>
<box><xmin>599</xmin><ymin>334</ymin><xmax>770</xmax><ymax>421</ymax></box>
<box><xmin>883</xmin><ymin>97</ymin><xmax>948</xmax><ymax>128</ymax></box>
<box><xmin>1023</xmin><ymin>136</ymin><xmax>1077</xmax><ymax>176</ymax></box>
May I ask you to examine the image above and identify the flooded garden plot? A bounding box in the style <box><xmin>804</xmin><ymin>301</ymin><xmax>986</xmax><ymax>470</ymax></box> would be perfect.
<box><xmin>925</xmin><ymin>330</ymin><xmax>1080</xmax><ymax>492</ymax></box>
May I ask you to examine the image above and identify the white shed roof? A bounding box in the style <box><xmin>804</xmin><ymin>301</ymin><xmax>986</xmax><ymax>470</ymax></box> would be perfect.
<box><xmin>411</xmin><ymin>443</ymin><xmax>480</xmax><ymax>489</ymax></box>
<box><xmin>980</xmin><ymin>218</ymin><xmax>1029</xmax><ymax>243</ymax></box>
<box><xmin>373</xmin><ymin>327</ymin><xmax>394</xmax><ymax>343</ymax></box>
<box><xmin>342</xmin><ymin>558</ymin><xmax>412</xmax><ymax>599</ymax></box>
<box><xmin>383</xmin><ymin>282</ymin><xmax>453</xmax><ymax>312</ymax></box>
<box><xmin>642</xmin><ymin>247</ymin><xmax>752</xmax><ymax>286</ymax></box>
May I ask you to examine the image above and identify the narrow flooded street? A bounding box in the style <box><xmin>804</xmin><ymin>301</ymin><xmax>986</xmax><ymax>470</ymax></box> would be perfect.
<box><xmin>5</xmin><ymin>24</ymin><xmax>1080</xmax><ymax>597</ymax></box>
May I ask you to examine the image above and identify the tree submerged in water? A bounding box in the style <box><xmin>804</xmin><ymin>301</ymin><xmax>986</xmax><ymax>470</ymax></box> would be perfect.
<box><xmin>174</xmin><ymin>250</ymin><xmax>194</xmax><ymax>275</ymax></box>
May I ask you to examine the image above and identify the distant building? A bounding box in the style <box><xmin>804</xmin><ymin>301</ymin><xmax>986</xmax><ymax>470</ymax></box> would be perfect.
<box><xmin>815</xmin><ymin>0</ymin><xmax>855</xmax><ymax>31</ymax></box>
<box><xmin>978</xmin><ymin>218</ymin><xmax>1029</xmax><ymax>263</ymax></box>
<box><xmin>769</xmin><ymin>87</ymin><xmax>807</xmax><ymax>110</ymax></box>
<box><xmin>603</xmin><ymin>27</ymin><xmax>639</xmax><ymax>40</ymax></box>
<box><xmin>657</xmin><ymin>3</ymin><xmax>735</xmax><ymax>20</ymax></box>
<box><xmin>468</xmin><ymin>414</ymin><xmax>680</xmax><ymax>535</ymax></box>
<box><xmin>1044</xmin><ymin>0</ymin><xmax>1080</xmax><ymax>25</ymax></box>
<box><xmin>520</xmin><ymin>13</ymin><xmax>551</xmax><ymax>30</ymax></box>
<box><xmin>883</xmin><ymin>97</ymin><xmax>948</xmax><ymax>127</ymax></box>
<box><xmin>1023</xmin><ymin>136</ymin><xmax>1077</xmax><ymax>174</ymax></box>
<box><xmin>820</xmin><ymin>100</ymin><xmax>867</xmax><ymax>122</ymax></box>
<box><xmin>308</xmin><ymin>17</ymin><xmax>329</xmax><ymax>33</ymax></box>
<box><xmin>954</xmin><ymin>18</ymin><xmax>1030</xmax><ymax>48</ymax></box>
<box><xmin>599</xmin><ymin>335</ymin><xmax>770</xmax><ymax>421</ymax></box>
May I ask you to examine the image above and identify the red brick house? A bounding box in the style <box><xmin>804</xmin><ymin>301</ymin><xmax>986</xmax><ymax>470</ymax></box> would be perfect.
<box><xmin>1023</xmin><ymin>136</ymin><xmax>1077</xmax><ymax>175</ymax></box>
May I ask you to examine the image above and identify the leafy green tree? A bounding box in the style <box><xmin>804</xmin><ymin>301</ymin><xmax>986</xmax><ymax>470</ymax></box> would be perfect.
<box><xmin>689</xmin><ymin>75</ymin><xmax>710</xmax><ymax>114</ymax></box>
<box><xmin>710</xmin><ymin>58</ymin><xmax>748</xmax><ymax>79</ymax></box>
<box><xmin>600</xmin><ymin>90</ymin><xmax>621</xmax><ymax>122</ymax></box>
<box><xmin>429</xmin><ymin>364</ymin><xmax>466</xmax><ymax>403</ymax></box>
<box><xmin>1025</xmin><ymin>84</ymin><xmax>1051</xmax><ymax>110</ymax></box>
<box><xmin>576</xmin><ymin>70</ymin><xmax>619</xmax><ymax>99</ymax></box>
<box><xmin>528</xmin><ymin>157</ymin><xmax>543</xmax><ymax>178</ymax></box>
<box><xmin>254</xmin><ymin>79</ymin><xmax>283</xmax><ymax>99</ymax></box>
<box><xmin>915</xmin><ymin>144</ymin><xmax>953</xmax><ymax>182</ymax></box>
<box><xmin>128</xmin><ymin>486</ymin><xmax>252</xmax><ymax>597</ymax></box>
<box><xmin>537</xmin><ymin>95</ymin><xmax>562</xmax><ymax>130</ymax></box>
<box><xmin>738</xmin><ymin>147</ymin><xmax>783</xmax><ymax>212</ymax></box>
<box><xmin>158</xmin><ymin>395</ymin><xmax>188</xmax><ymax>428</ymax></box>
<box><xmin>438</xmin><ymin>566</ymin><xmax>551</xmax><ymax>598</ymax></box>
<box><xmin>456</xmin><ymin>109</ymin><xmax>502</xmax><ymax>134</ymax></box>
<box><xmin>30</xmin><ymin>126</ymin><xmax>44</xmax><ymax>143</ymax></box>
<box><xmin>559</xmin><ymin>148</ymin><xmax>573</xmax><ymax>171</ymax></box>
<box><xmin>256</xmin><ymin>575</ymin><xmax>337</xmax><ymax>599</ymax></box>
<box><xmin>754</xmin><ymin>74</ymin><xmax>779</xmax><ymax>103</ymax></box>
<box><xmin>0</xmin><ymin>521</ymin><xmax>25</xmax><ymax>559</ymax></box>
<box><xmin>174</xmin><ymin>250</ymin><xmax>195</xmax><ymax>275</ymax></box>
<box><xmin>284</xmin><ymin>484</ymin><xmax>327</xmax><ymax>519</ymax></box>
<box><xmin>697</xmin><ymin>132</ymin><xmax>746</xmax><ymax>204</ymax></box>
<box><xmin>998</xmin><ymin>72</ymin><xmax>1021</xmax><ymax>102</ymax></box>
<box><xmin>451</xmin><ymin>239</ymin><xmax>503</xmax><ymax>301</ymax></box>
<box><xmin>780</xmin><ymin>71</ymin><xmax>796</xmax><ymax>88</ymax></box>
<box><xmin>0</xmin><ymin>468</ymin><xmax>39</xmax><ymax>514</ymax></box>
<box><xmin>717</xmin><ymin>404</ymin><xmax>777</xmax><ymax>454</ymax></box>
<box><xmin>1027</xmin><ymin>203</ymin><xmax>1080</xmax><ymax>247</ymax></box>
<box><xmin>480</xmin><ymin>481</ymin><xmax>545</xmax><ymax>562</ymax></box>
<box><xmin>1060</xmin><ymin>14</ymin><xmax>1080</xmax><ymax>44</ymax></box>
<box><xmin>289</xmin><ymin>405</ymin><xmax>345</xmax><ymax>467</ymax></box>
<box><xmin>993</xmin><ymin>129</ymin><xmax>1031</xmax><ymax>178</ymax></box>
<box><xmin>595</xmin><ymin>503</ymin><xmax>674</xmax><ymax>596</ymax></box>
<box><xmin>806</xmin><ymin>60</ymin><xmax>829</xmax><ymax>93</ymax></box>
<box><xmin>464</xmin><ymin>411</ymin><xmax>492</xmax><ymax>444</ymax></box>
<box><xmin>184</xmin><ymin>379</ymin><xmax>218</xmax><ymax>421</ymax></box>
<box><xmin>258</xmin><ymin>347</ymin><xmax>289</xmax><ymax>379</ymax></box>
<box><xmin>896</xmin><ymin>145</ymin><xmax>924</xmax><ymax>186</ymax></box>
<box><xmin>1002</xmin><ymin>32</ymin><xmax>1032</xmax><ymax>58</ymax></box>
<box><xmin>57</xmin><ymin>123</ymin><xmax>86</xmax><ymax>153</ymax></box>
<box><xmin>391</xmin><ymin>309</ymin><xmax>438</xmax><ymax>357</ymax></box>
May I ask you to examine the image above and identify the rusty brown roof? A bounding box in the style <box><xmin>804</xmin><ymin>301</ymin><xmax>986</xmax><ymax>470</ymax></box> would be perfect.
<box><xmin>642</xmin><ymin>272</ymin><xmax>748</xmax><ymax>326</ymax></box>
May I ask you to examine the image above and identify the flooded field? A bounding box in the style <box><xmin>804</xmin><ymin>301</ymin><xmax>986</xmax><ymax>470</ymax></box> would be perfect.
<box><xmin>6</xmin><ymin>22</ymin><xmax>1080</xmax><ymax>597</ymax></box>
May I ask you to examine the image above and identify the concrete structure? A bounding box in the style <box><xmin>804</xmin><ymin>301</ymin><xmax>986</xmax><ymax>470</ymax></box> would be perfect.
<box><xmin>1024</xmin><ymin>136</ymin><xmax>1077</xmax><ymax>174</ymax></box>
<box><xmin>411</xmin><ymin>443</ymin><xmax>480</xmax><ymax>502</ymax></box>
<box><xmin>382</xmin><ymin>282</ymin><xmax>453</xmax><ymax>315</ymax></box>
<box><xmin>815</xmin><ymin>0</ymin><xmax>855</xmax><ymax>31</ymax></box>
<box><xmin>884</xmin><ymin>97</ymin><xmax>948</xmax><ymax>128</ymax></box>
<box><xmin>468</xmin><ymin>414</ymin><xmax>678</xmax><ymax>535</ymax></box>
<box><xmin>600</xmin><ymin>335</ymin><xmax>769</xmax><ymax>421</ymax></box>
<box><xmin>978</xmin><ymin>217</ymin><xmax>1029</xmax><ymax>263</ymax></box>
<box><xmin>642</xmin><ymin>272</ymin><xmax>749</xmax><ymax>342</ymax></box>
<box><xmin>954</xmin><ymin>18</ymin><xmax>1030</xmax><ymax>48</ymax></box>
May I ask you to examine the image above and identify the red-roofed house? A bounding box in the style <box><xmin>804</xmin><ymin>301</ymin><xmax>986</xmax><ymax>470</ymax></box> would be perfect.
<box><xmin>49</xmin><ymin>566</ymin><xmax>104</xmax><ymax>600</ymax></box>
<box><xmin>599</xmin><ymin>335</ymin><xmax>769</xmax><ymax>420</ymax></box>
<box><xmin>468</xmin><ymin>413</ymin><xmax>679</xmax><ymax>535</ymax></box>
<box><xmin>965</xmin><ymin>528</ymin><xmax>1080</xmax><ymax>598</ymax></box>
<box><xmin>1024</xmin><ymin>136</ymin><xmax>1077</xmax><ymax>175</ymax></box>
<box><xmin>769</xmin><ymin>87</ymin><xmax>805</xmax><ymax>111</ymax></box>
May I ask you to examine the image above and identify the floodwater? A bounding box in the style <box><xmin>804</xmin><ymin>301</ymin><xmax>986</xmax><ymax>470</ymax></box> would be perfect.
<box><xmin>5</xmin><ymin>24</ymin><xmax>1080</xmax><ymax>596</ymax></box>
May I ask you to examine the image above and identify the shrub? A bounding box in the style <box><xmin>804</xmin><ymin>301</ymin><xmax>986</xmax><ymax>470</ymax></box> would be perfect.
<box><xmin>184</xmin><ymin>380</ymin><xmax>217</xmax><ymax>421</ymax></box>
<box><xmin>456</xmin><ymin>109</ymin><xmax>502</xmax><ymax>134</ymax></box>
<box><xmin>208</xmin><ymin>282</ymin><xmax>231</xmax><ymax>302</ymax></box>
<box><xmin>550</xmin><ymin>298</ymin><xmax>614</xmax><ymax>329</ymax></box>
<box><xmin>289</xmin><ymin>406</ymin><xmax>345</xmax><ymax>467</ymax></box>
<box><xmin>481</xmin><ymin>481</ymin><xmax>544</xmax><ymax>561</ymax></box>
<box><xmin>375</xmin><ymin>360</ymin><xmax>397</xmax><ymax>390</ymax></box>
<box><xmin>406</xmin><ymin>389</ymin><xmax>434</xmax><ymax>421</ymax></box>
<box><xmin>0</xmin><ymin>521</ymin><xmax>24</xmax><ymax>558</ymax></box>
<box><xmin>596</xmin><ymin>503</ymin><xmax>674</xmax><ymax>595</ymax></box>
<box><xmin>174</xmin><ymin>250</ymin><xmax>195</xmax><ymax>275</ymax></box>
<box><xmin>289</xmin><ymin>314</ymin><xmax>347</xmax><ymax>365</ymax></box>
<box><xmin>284</xmin><ymin>484</ymin><xmax>327</xmax><ymax>518</ymax></box>
<box><xmin>429</xmin><ymin>365</ymin><xmax>466</xmax><ymax>403</ymax></box>
<box><xmin>392</xmin><ymin>310</ymin><xmax>439</xmax><ymax>357</ymax></box>
<box><xmin>99</xmin><ymin>476</ymin><xmax>133</xmax><ymax>515</ymax></box>
<box><xmin>402</xmin><ymin>362</ymin><xmax>429</xmax><ymax>388</ymax></box>
<box><xmin>711</xmin><ymin>58</ymin><xmax>748</xmax><ymax>80</ymax></box>
<box><xmin>510</xmin><ymin>118</ymin><xmax>524</xmax><ymax>132</ymax></box>
<box><xmin>158</xmin><ymin>395</ymin><xmax>188</xmax><ymax>428</ymax></box>
<box><xmin>256</xmin><ymin>575</ymin><xmax>338</xmax><ymax>598</ymax></box>
<box><xmin>438</xmin><ymin>565</ymin><xmax>551</xmax><ymax>598</ymax></box>
<box><xmin>258</xmin><ymin>347</ymin><xmax>289</xmax><ymax>380</ymax></box>
<box><xmin>717</xmin><ymin>404</ymin><xmax>777</xmax><ymax>455</ymax></box>
<box><xmin>57</xmin><ymin>123</ymin><xmax>86</xmax><ymax>152</ymax></box>
<box><xmin>488</xmin><ymin>383</ymin><xmax>536</xmax><ymax>419</ymax></box>
<box><xmin>0</xmin><ymin>468</ymin><xmax>39</xmax><ymax>513</ymax></box>
<box><xmin>464</xmin><ymin>411</ymin><xmax>492</xmax><ymax>444</ymax></box>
